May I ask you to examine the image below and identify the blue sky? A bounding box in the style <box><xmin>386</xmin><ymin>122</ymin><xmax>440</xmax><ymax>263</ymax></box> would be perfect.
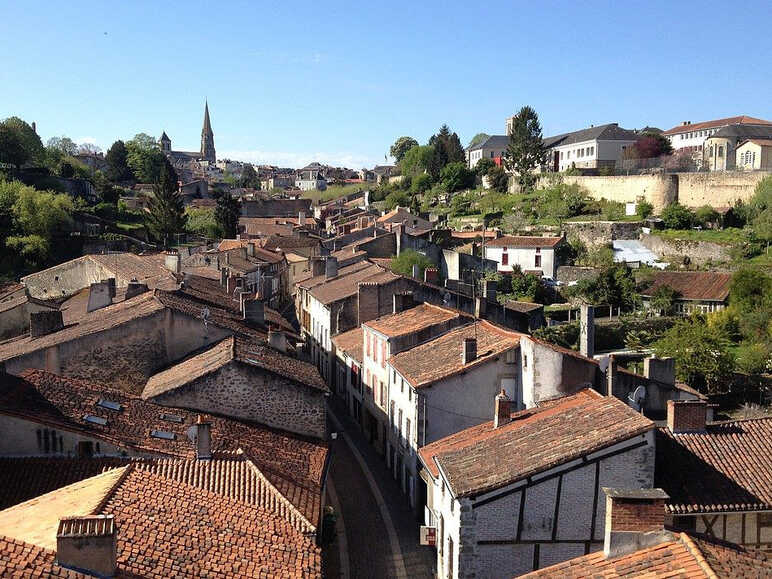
<box><xmin>2</xmin><ymin>1</ymin><xmax>771</xmax><ymax>168</ymax></box>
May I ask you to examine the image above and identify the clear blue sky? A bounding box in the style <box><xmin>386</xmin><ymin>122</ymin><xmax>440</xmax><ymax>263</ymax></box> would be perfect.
<box><xmin>2</xmin><ymin>0</ymin><xmax>770</xmax><ymax>168</ymax></box>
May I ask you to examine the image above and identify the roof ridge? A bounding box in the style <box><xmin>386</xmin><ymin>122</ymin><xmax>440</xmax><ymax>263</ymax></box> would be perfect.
<box><xmin>678</xmin><ymin>532</ymin><xmax>719</xmax><ymax>579</ymax></box>
<box><xmin>91</xmin><ymin>464</ymin><xmax>135</xmax><ymax>515</ymax></box>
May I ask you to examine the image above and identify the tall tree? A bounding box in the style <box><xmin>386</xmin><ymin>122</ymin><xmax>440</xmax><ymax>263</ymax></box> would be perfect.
<box><xmin>0</xmin><ymin>117</ymin><xmax>44</xmax><ymax>167</ymax></box>
<box><xmin>126</xmin><ymin>133</ymin><xmax>165</xmax><ymax>183</ymax></box>
<box><xmin>106</xmin><ymin>140</ymin><xmax>132</xmax><ymax>181</ymax></box>
<box><xmin>46</xmin><ymin>136</ymin><xmax>78</xmax><ymax>156</ymax></box>
<box><xmin>504</xmin><ymin>106</ymin><xmax>547</xmax><ymax>192</ymax></box>
<box><xmin>145</xmin><ymin>159</ymin><xmax>186</xmax><ymax>246</ymax></box>
<box><xmin>240</xmin><ymin>164</ymin><xmax>260</xmax><ymax>189</ymax></box>
<box><xmin>468</xmin><ymin>133</ymin><xmax>490</xmax><ymax>149</ymax></box>
<box><xmin>215</xmin><ymin>193</ymin><xmax>241</xmax><ymax>238</ymax></box>
<box><xmin>390</xmin><ymin>136</ymin><xmax>419</xmax><ymax>163</ymax></box>
<box><xmin>399</xmin><ymin>144</ymin><xmax>435</xmax><ymax>177</ymax></box>
<box><xmin>0</xmin><ymin>124</ymin><xmax>29</xmax><ymax>168</ymax></box>
<box><xmin>428</xmin><ymin>124</ymin><xmax>465</xmax><ymax>179</ymax></box>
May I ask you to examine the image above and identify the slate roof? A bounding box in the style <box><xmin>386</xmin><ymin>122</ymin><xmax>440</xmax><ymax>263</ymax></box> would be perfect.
<box><xmin>543</xmin><ymin>123</ymin><xmax>638</xmax><ymax>148</ymax></box>
<box><xmin>640</xmin><ymin>271</ymin><xmax>732</xmax><ymax>302</ymax></box>
<box><xmin>485</xmin><ymin>235</ymin><xmax>563</xmax><ymax>248</ymax></box>
<box><xmin>0</xmin><ymin>370</ymin><xmax>328</xmax><ymax>528</ymax></box>
<box><xmin>331</xmin><ymin>327</ymin><xmax>363</xmax><ymax>364</ymax></box>
<box><xmin>142</xmin><ymin>335</ymin><xmax>327</xmax><ymax>400</ymax></box>
<box><xmin>522</xmin><ymin>531</ymin><xmax>771</xmax><ymax>578</ymax></box>
<box><xmin>655</xmin><ymin>417</ymin><xmax>772</xmax><ymax>514</ymax></box>
<box><xmin>389</xmin><ymin>321</ymin><xmax>520</xmax><ymax>388</ymax></box>
<box><xmin>742</xmin><ymin>138</ymin><xmax>772</xmax><ymax>147</ymax></box>
<box><xmin>663</xmin><ymin>115</ymin><xmax>772</xmax><ymax>136</ymax></box>
<box><xmin>0</xmin><ymin>464</ymin><xmax>322</xmax><ymax>577</ymax></box>
<box><xmin>419</xmin><ymin>389</ymin><xmax>653</xmax><ymax>497</ymax></box>
<box><xmin>467</xmin><ymin>135</ymin><xmax>509</xmax><ymax>151</ymax></box>
<box><xmin>365</xmin><ymin>303</ymin><xmax>465</xmax><ymax>338</ymax></box>
<box><xmin>709</xmin><ymin>123</ymin><xmax>772</xmax><ymax>140</ymax></box>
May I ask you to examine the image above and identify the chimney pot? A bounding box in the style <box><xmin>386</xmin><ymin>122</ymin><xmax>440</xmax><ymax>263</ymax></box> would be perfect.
<box><xmin>220</xmin><ymin>267</ymin><xmax>228</xmax><ymax>287</ymax></box>
<box><xmin>643</xmin><ymin>355</ymin><xmax>675</xmax><ymax>385</ymax></box>
<box><xmin>424</xmin><ymin>267</ymin><xmax>439</xmax><ymax>285</ymax></box>
<box><xmin>57</xmin><ymin>514</ymin><xmax>117</xmax><ymax>577</ymax></box>
<box><xmin>86</xmin><ymin>281</ymin><xmax>113</xmax><ymax>313</ymax></box>
<box><xmin>606</xmin><ymin>355</ymin><xmax>618</xmax><ymax>397</ymax></box>
<box><xmin>247</xmin><ymin>242</ymin><xmax>255</xmax><ymax>257</ymax></box>
<box><xmin>193</xmin><ymin>415</ymin><xmax>212</xmax><ymax>460</ymax></box>
<box><xmin>164</xmin><ymin>251</ymin><xmax>181</xmax><ymax>274</ymax></box>
<box><xmin>667</xmin><ymin>400</ymin><xmax>707</xmax><ymax>433</ymax></box>
<box><xmin>603</xmin><ymin>488</ymin><xmax>670</xmax><ymax>559</ymax></box>
<box><xmin>125</xmin><ymin>279</ymin><xmax>149</xmax><ymax>300</ymax></box>
<box><xmin>494</xmin><ymin>389</ymin><xmax>512</xmax><ymax>428</ymax></box>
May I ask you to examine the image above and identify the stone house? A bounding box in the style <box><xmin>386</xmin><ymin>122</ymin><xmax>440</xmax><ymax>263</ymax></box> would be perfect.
<box><xmin>482</xmin><ymin>235</ymin><xmax>564</xmax><ymax>279</ymax></box>
<box><xmin>0</xmin><ymin>283</ymin><xmax>58</xmax><ymax>340</ymax></box>
<box><xmin>523</xmin><ymin>486</ymin><xmax>771</xmax><ymax>577</ymax></box>
<box><xmin>656</xmin><ymin>400</ymin><xmax>772</xmax><ymax>551</ymax></box>
<box><xmin>241</xmin><ymin>198</ymin><xmax>313</xmax><ymax>218</ymax></box>
<box><xmin>419</xmin><ymin>389</ymin><xmax>655</xmax><ymax>577</ymax></box>
<box><xmin>735</xmin><ymin>138</ymin><xmax>772</xmax><ymax>171</ymax></box>
<box><xmin>703</xmin><ymin>123</ymin><xmax>772</xmax><ymax>171</ymax></box>
<box><xmin>466</xmin><ymin>135</ymin><xmax>509</xmax><ymax>169</ymax></box>
<box><xmin>143</xmin><ymin>335</ymin><xmax>328</xmax><ymax>439</ymax></box>
<box><xmin>663</xmin><ymin>115</ymin><xmax>771</xmax><ymax>157</ymax></box>
<box><xmin>376</xmin><ymin>207</ymin><xmax>433</xmax><ymax>231</ymax></box>
<box><xmin>639</xmin><ymin>270</ymin><xmax>732</xmax><ymax>314</ymax></box>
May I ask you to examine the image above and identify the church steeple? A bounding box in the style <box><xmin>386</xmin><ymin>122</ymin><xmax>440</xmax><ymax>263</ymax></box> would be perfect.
<box><xmin>200</xmin><ymin>100</ymin><xmax>216</xmax><ymax>163</ymax></box>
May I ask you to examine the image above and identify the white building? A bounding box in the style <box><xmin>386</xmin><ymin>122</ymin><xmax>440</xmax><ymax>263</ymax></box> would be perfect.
<box><xmin>542</xmin><ymin>123</ymin><xmax>638</xmax><ymax>172</ymax></box>
<box><xmin>482</xmin><ymin>235</ymin><xmax>563</xmax><ymax>278</ymax></box>
<box><xmin>419</xmin><ymin>388</ymin><xmax>655</xmax><ymax>578</ymax></box>
<box><xmin>296</xmin><ymin>162</ymin><xmax>328</xmax><ymax>191</ymax></box>
<box><xmin>466</xmin><ymin>136</ymin><xmax>509</xmax><ymax>169</ymax></box>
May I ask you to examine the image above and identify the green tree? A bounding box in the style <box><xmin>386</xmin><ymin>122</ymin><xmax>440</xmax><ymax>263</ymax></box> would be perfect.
<box><xmin>654</xmin><ymin>316</ymin><xmax>735</xmax><ymax>393</ymax></box>
<box><xmin>503</xmin><ymin>106</ymin><xmax>547</xmax><ymax>192</ymax></box>
<box><xmin>487</xmin><ymin>165</ymin><xmax>510</xmax><ymax>194</ymax></box>
<box><xmin>0</xmin><ymin>117</ymin><xmax>44</xmax><ymax>166</ymax></box>
<box><xmin>384</xmin><ymin>190</ymin><xmax>410</xmax><ymax>210</ymax></box>
<box><xmin>46</xmin><ymin>136</ymin><xmax>78</xmax><ymax>156</ymax></box>
<box><xmin>399</xmin><ymin>144</ymin><xmax>434</xmax><ymax>177</ymax></box>
<box><xmin>58</xmin><ymin>160</ymin><xmax>75</xmax><ymax>178</ymax></box>
<box><xmin>572</xmin><ymin>265</ymin><xmax>637</xmax><ymax>308</ymax></box>
<box><xmin>390</xmin><ymin>137</ymin><xmax>419</xmax><ymax>163</ymax></box>
<box><xmin>0</xmin><ymin>124</ymin><xmax>29</xmax><ymax>168</ymax></box>
<box><xmin>428</xmin><ymin>124</ymin><xmax>465</xmax><ymax>179</ymax></box>
<box><xmin>475</xmin><ymin>157</ymin><xmax>495</xmax><ymax>176</ymax></box>
<box><xmin>440</xmin><ymin>162</ymin><xmax>475</xmax><ymax>193</ymax></box>
<box><xmin>106</xmin><ymin>140</ymin><xmax>132</xmax><ymax>181</ymax></box>
<box><xmin>661</xmin><ymin>202</ymin><xmax>694</xmax><ymax>229</ymax></box>
<box><xmin>650</xmin><ymin>285</ymin><xmax>679</xmax><ymax>315</ymax></box>
<box><xmin>468</xmin><ymin>133</ymin><xmax>490</xmax><ymax>149</ymax></box>
<box><xmin>185</xmin><ymin>207</ymin><xmax>223</xmax><ymax>239</ymax></box>
<box><xmin>240</xmin><ymin>164</ymin><xmax>261</xmax><ymax>189</ymax></box>
<box><xmin>145</xmin><ymin>159</ymin><xmax>187</xmax><ymax>246</ymax></box>
<box><xmin>694</xmin><ymin>205</ymin><xmax>719</xmax><ymax>227</ymax></box>
<box><xmin>126</xmin><ymin>133</ymin><xmax>165</xmax><ymax>183</ymax></box>
<box><xmin>390</xmin><ymin>249</ymin><xmax>435</xmax><ymax>278</ymax></box>
<box><xmin>636</xmin><ymin>200</ymin><xmax>654</xmax><ymax>219</ymax></box>
<box><xmin>410</xmin><ymin>173</ymin><xmax>432</xmax><ymax>194</ymax></box>
<box><xmin>215</xmin><ymin>193</ymin><xmax>241</xmax><ymax>238</ymax></box>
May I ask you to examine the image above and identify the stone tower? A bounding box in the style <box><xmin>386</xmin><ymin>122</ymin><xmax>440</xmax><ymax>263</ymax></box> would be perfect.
<box><xmin>159</xmin><ymin>131</ymin><xmax>171</xmax><ymax>153</ymax></box>
<box><xmin>200</xmin><ymin>101</ymin><xmax>216</xmax><ymax>163</ymax></box>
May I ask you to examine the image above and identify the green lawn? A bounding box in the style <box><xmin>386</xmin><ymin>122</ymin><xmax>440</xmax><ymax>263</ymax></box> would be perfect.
<box><xmin>302</xmin><ymin>183</ymin><xmax>369</xmax><ymax>204</ymax></box>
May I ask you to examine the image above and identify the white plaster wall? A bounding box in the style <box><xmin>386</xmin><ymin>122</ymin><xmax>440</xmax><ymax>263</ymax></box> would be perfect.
<box><xmin>483</xmin><ymin>246</ymin><xmax>556</xmax><ymax>278</ymax></box>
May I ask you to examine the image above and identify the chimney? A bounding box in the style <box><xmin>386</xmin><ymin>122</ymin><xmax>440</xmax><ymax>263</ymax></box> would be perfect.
<box><xmin>246</xmin><ymin>242</ymin><xmax>255</xmax><ymax>257</ymax></box>
<box><xmin>86</xmin><ymin>281</ymin><xmax>113</xmax><ymax>312</ymax></box>
<box><xmin>483</xmin><ymin>279</ymin><xmax>497</xmax><ymax>302</ymax></box>
<box><xmin>269</xmin><ymin>329</ymin><xmax>288</xmax><ymax>353</ymax></box>
<box><xmin>105</xmin><ymin>278</ymin><xmax>116</xmax><ymax>299</ymax></box>
<box><xmin>164</xmin><ymin>251</ymin><xmax>181</xmax><ymax>274</ymax></box>
<box><xmin>411</xmin><ymin>264</ymin><xmax>420</xmax><ymax>279</ymax></box>
<box><xmin>193</xmin><ymin>415</ymin><xmax>212</xmax><ymax>460</ymax></box>
<box><xmin>667</xmin><ymin>400</ymin><xmax>707</xmax><ymax>433</ymax></box>
<box><xmin>238</xmin><ymin>289</ymin><xmax>252</xmax><ymax>314</ymax></box>
<box><xmin>298</xmin><ymin>211</ymin><xmax>305</xmax><ymax>227</ymax></box>
<box><xmin>57</xmin><ymin>515</ymin><xmax>117</xmax><ymax>577</ymax></box>
<box><xmin>325</xmin><ymin>256</ymin><xmax>338</xmax><ymax>279</ymax></box>
<box><xmin>602</xmin><ymin>488</ymin><xmax>670</xmax><ymax>559</ymax></box>
<box><xmin>475</xmin><ymin>296</ymin><xmax>486</xmax><ymax>318</ymax></box>
<box><xmin>225</xmin><ymin>251</ymin><xmax>230</xmax><ymax>265</ymax></box>
<box><xmin>643</xmin><ymin>356</ymin><xmax>675</xmax><ymax>385</ymax></box>
<box><xmin>424</xmin><ymin>267</ymin><xmax>439</xmax><ymax>285</ymax></box>
<box><xmin>226</xmin><ymin>275</ymin><xmax>239</xmax><ymax>295</ymax></box>
<box><xmin>462</xmin><ymin>337</ymin><xmax>477</xmax><ymax>365</ymax></box>
<box><xmin>240</xmin><ymin>246</ymin><xmax>247</xmax><ymax>259</ymax></box>
<box><xmin>606</xmin><ymin>355</ymin><xmax>617</xmax><ymax>397</ymax></box>
<box><xmin>125</xmin><ymin>278</ymin><xmax>149</xmax><ymax>300</ymax></box>
<box><xmin>579</xmin><ymin>304</ymin><xmax>594</xmax><ymax>358</ymax></box>
<box><xmin>494</xmin><ymin>389</ymin><xmax>512</xmax><ymax>428</ymax></box>
<box><xmin>392</xmin><ymin>292</ymin><xmax>415</xmax><ymax>314</ymax></box>
<box><xmin>31</xmin><ymin>121</ymin><xmax>36</xmax><ymax>133</ymax></box>
<box><xmin>30</xmin><ymin>310</ymin><xmax>64</xmax><ymax>338</ymax></box>
<box><xmin>220</xmin><ymin>267</ymin><xmax>228</xmax><ymax>287</ymax></box>
<box><xmin>243</xmin><ymin>298</ymin><xmax>265</xmax><ymax>325</ymax></box>
<box><xmin>311</xmin><ymin>256</ymin><xmax>325</xmax><ymax>277</ymax></box>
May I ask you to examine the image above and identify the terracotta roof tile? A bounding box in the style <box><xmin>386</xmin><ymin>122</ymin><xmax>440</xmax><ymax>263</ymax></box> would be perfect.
<box><xmin>0</xmin><ymin>370</ymin><xmax>328</xmax><ymax>527</ymax></box>
<box><xmin>420</xmin><ymin>389</ymin><xmax>653</xmax><ymax>497</ymax></box>
<box><xmin>663</xmin><ymin>115</ymin><xmax>772</xmax><ymax>135</ymax></box>
<box><xmin>308</xmin><ymin>263</ymin><xmax>399</xmax><ymax>305</ymax></box>
<box><xmin>364</xmin><ymin>303</ymin><xmax>465</xmax><ymax>338</ymax></box>
<box><xmin>262</xmin><ymin>234</ymin><xmax>321</xmax><ymax>251</ymax></box>
<box><xmin>641</xmin><ymin>271</ymin><xmax>732</xmax><ymax>302</ymax></box>
<box><xmin>656</xmin><ymin>418</ymin><xmax>772</xmax><ymax>514</ymax></box>
<box><xmin>390</xmin><ymin>321</ymin><xmax>520</xmax><ymax>388</ymax></box>
<box><xmin>332</xmin><ymin>327</ymin><xmax>363</xmax><ymax>364</ymax></box>
<box><xmin>485</xmin><ymin>235</ymin><xmax>563</xmax><ymax>248</ymax></box>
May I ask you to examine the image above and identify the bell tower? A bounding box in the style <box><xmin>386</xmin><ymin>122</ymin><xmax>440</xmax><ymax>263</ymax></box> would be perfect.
<box><xmin>200</xmin><ymin>100</ymin><xmax>216</xmax><ymax>163</ymax></box>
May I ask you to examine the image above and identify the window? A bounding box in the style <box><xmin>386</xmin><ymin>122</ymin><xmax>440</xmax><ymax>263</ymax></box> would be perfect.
<box><xmin>490</xmin><ymin>151</ymin><xmax>494</xmax><ymax>158</ymax></box>
<box><xmin>160</xmin><ymin>413</ymin><xmax>184</xmax><ymax>423</ymax></box>
<box><xmin>405</xmin><ymin>419</ymin><xmax>411</xmax><ymax>447</ymax></box>
<box><xmin>381</xmin><ymin>340</ymin><xmax>386</xmax><ymax>368</ymax></box>
<box><xmin>408</xmin><ymin>385</ymin><xmax>412</xmax><ymax>402</ymax></box>
<box><xmin>718</xmin><ymin>146</ymin><xmax>724</xmax><ymax>157</ymax></box>
<box><xmin>398</xmin><ymin>409</ymin><xmax>403</xmax><ymax>437</ymax></box>
<box><xmin>534</xmin><ymin>249</ymin><xmax>541</xmax><ymax>268</ymax></box>
<box><xmin>83</xmin><ymin>415</ymin><xmax>108</xmax><ymax>426</ymax></box>
<box><xmin>560</xmin><ymin>151</ymin><xmax>563</xmax><ymax>160</ymax></box>
<box><xmin>380</xmin><ymin>381</ymin><xmax>386</xmax><ymax>407</ymax></box>
<box><xmin>501</xmin><ymin>251</ymin><xmax>508</xmax><ymax>266</ymax></box>
<box><xmin>505</xmin><ymin>349</ymin><xmax>517</xmax><ymax>364</ymax></box>
<box><xmin>150</xmin><ymin>430</ymin><xmax>175</xmax><ymax>440</ymax></box>
<box><xmin>709</xmin><ymin>145</ymin><xmax>714</xmax><ymax>156</ymax></box>
<box><xmin>390</xmin><ymin>401</ymin><xmax>395</xmax><ymax>429</ymax></box>
<box><xmin>523</xmin><ymin>354</ymin><xmax>528</xmax><ymax>368</ymax></box>
<box><xmin>97</xmin><ymin>399</ymin><xmax>122</xmax><ymax>412</ymax></box>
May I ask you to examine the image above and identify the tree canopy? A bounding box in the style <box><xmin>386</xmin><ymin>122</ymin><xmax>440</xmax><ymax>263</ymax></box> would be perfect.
<box><xmin>468</xmin><ymin>133</ymin><xmax>490</xmax><ymax>149</ymax></box>
<box><xmin>46</xmin><ymin>136</ymin><xmax>78</xmax><ymax>156</ymax></box>
<box><xmin>428</xmin><ymin>124</ymin><xmax>465</xmax><ymax>179</ymax></box>
<box><xmin>126</xmin><ymin>133</ymin><xmax>165</xmax><ymax>183</ymax></box>
<box><xmin>390</xmin><ymin>249</ymin><xmax>436</xmax><ymax>279</ymax></box>
<box><xmin>504</xmin><ymin>106</ymin><xmax>546</xmax><ymax>192</ymax></box>
<box><xmin>106</xmin><ymin>140</ymin><xmax>132</xmax><ymax>181</ymax></box>
<box><xmin>240</xmin><ymin>164</ymin><xmax>260</xmax><ymax>189</ymax></box>
<box><xmin>215</xmin><ymin>193</ymin><xmax>241</xmax><ymax>238</ymax></box>
<box><xmin>399</xmin><ymin>144</ymin><xmax>434</xmax><ymax>177</ymax></box>
<box><xmin>440</xmin><ymin>162</ymin><xmax>475</xmax><ymax>193</ymax></box>
<box><xmin>390</xmin><ymin>137</ymin><xmax>419</xmax><ymax>163</ymax></box>
<box><xmin>145</xmin><ymin>159</ymin><xmax>186</xmax><ymax>246</ymax></box>
<box><xmin>0</xmin><ymin>117</ymin><xmax>44</xmax><ymax>168</ymax></box>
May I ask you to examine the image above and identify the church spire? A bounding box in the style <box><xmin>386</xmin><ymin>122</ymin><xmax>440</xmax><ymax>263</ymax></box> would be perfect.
<box><xmin>200</xmin><ymin>100</ymin><xmax>216</xmax><ymax>163</ymax></box>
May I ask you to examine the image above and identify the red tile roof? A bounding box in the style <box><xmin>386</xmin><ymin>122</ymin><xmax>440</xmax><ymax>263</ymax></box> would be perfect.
<box><xmin>0</xmin><ymin>465</ymin><xmax>322</xmax><ymax>577</ymax></box>
<box><xmin>0</xmin><ymin>370</ymin><xmax>328</xmax><ymax>528</ymax></box>
<box><xmin>419</xmin><ymin>389</ymin><xmax>653</xmax><ymax>497</ymax></box>
<box><xmin>522</xmin><ymin>531</ymin><xmax>771</xmax><ymax>577</ymax></box>
<box><xmin>485</xmin><ymin>235</ymin><xmax>563</xmax><ymax>248</ymax></box>
<box><xmin>308</xmin><ymin>263</ymin><xmax>399</xmax><ymax>305</ymax></box>
<box><xmin>332</xmin><ymin>327</ymin><xmax>363</xmax><ymax>364</ymax></box>
<box><xmin>743</xmin><ymin>138</ymin><xmax>772</xmax><ymax>147</ymax></box>
<box><xmin>389</xmin><ymin>321</ymin><xmax>520</xmax><ymax>388</ymax></box>
<box><xmin>364</xmin><ymin>303</ymin><xmax>465</xmax><ymax>338</ymax></box>
<box><xmin>655</xmin><ymin>417</ymin><xmax>772</xmax><ymax>514</ymax></box>
<box><xmin>663</xmin><ymin>116</ymin><xmax>772</xmax><ymax>136</ymax></box>
<box><xmin>262</xmin><ymin>234</ymin><xmax>321</xmax><ymax>252</ymax></box>
<box><xmin>142</xmin><ymin>336</ymin><xmax>327</xmax><ymax>400</ymax></box>
<box><xmin>640</xmin><ymin>271</ymin><xmax>732</xmax><ymax>302</ymax></box>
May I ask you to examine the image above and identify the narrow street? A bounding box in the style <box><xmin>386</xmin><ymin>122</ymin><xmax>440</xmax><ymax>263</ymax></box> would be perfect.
<box><xmin>327</xmin><ymin>400</ymin><xmax>436</xmax><ymax>578</ymax></box>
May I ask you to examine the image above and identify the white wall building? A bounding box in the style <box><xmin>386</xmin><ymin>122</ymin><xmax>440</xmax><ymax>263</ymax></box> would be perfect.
<box><xmin>466</xmin><ymin>136</ymin><xmax>509</xmax><ymax>169</ymax></box>
<box><xmin>482</xmin><ymin>236</ymin><xmax>563</xmax><ymax>278</ymax></box>
<box><xmin>542</xmin><ymin>123</ymin><xmax>638</xmax><ymax>172</ymax></box>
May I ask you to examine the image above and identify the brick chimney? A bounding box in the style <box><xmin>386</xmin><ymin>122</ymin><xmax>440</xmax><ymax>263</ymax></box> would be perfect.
<box><xmin>57</xmin><ymin>515</ymin><xmax>117</xmax><ymax>577</ymax></box>
<box><xmin>462</xmin><ymin>337</ymin><xmax>477</xmax><ymax>365</ymax></box>
<box><xmin>311</xmin><ymin>256</ymin><xmax>326</xmax><ymax>277</ymax></box>
<box><xmin>164</xmin><ymin>251</ymin><xmax>181</xmax><ymax>274</ymax></box>
<box><xmin>579</xmin><ymin>304</ymin><xmax>594</xmax><ymax>358</ymax></box>
<box><xmin>193</xmin><ymin>415</ymin><xmax>212</xmax><ymax>460</ymax></box>
<box><xmin>667</xmin><ymin>400</ymin><xmax>707</xmax><ymax>433</ymax></box>
<box><xmin>125</xmin><ymin>278</ymin><xmax>148</xmax><ymax>300</ymax></box>
<box><xmin>494</xmin><ymin>389</ymin><xmax>512</xmax><ymax>428</ymax></box>
<box><xmin>30</xmin><ymin>310</ymin><xmax>64</xmax><ymax>338</ymax></box>
<box><xmin>602</xmin><ymin>488</ymin><xmax>670</xmax><ymax>559</ymax></box>
<box><xmin>269</xmin><ymin>329</ymin><xmax>287</xmax><ymax>353</ymax></box>
<box><xmin>424</xmin><ymin>267</ymin><xmax>439</xmax><ymax>285</ymax></box>
<box><xmin>243</xmin><ymin>298</ymin><xmax>265</xmax><ymax>325</ymax></box>
<box><xmin>643</xmin><ymin>356</ymin><xmax>675</xmax><ymax>385</ymax></box>
<box><xmin>86</xmin><ymin>280</ymin><xmax>113</xmax><ymax>312</ymax></box>
<box><xmin>393</xmin><ymin>292</ymin><xmax>415</xmax><ymax>314</ymax></box>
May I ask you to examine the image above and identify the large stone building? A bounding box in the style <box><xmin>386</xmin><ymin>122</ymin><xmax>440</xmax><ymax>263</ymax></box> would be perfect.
<box><xmin>159</xmin><ymin>101</ymin><xmax>216</xmax><ymax>179</ymax></box>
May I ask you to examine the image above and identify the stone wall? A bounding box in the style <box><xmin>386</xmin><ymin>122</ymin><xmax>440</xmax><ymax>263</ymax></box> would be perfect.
<box><xmin>357</xmin><ymin>277</ymin><xmax>415</xmax><ymax>327</ymax></box>
<box><xmin>561</xmin><ymin>174</ymin><xmax>677</xmax><ymax>211</ymax></box>
<box><xmin>354</xmin><ymin>232</ymin><xmax>397</xmax><ymax>258</ymax></box>
<box><xmin>21</xmin><ymin>257</ymin><xmax>113</xmax><ymax>300</ymax></box>
<box><xmin>677</xmin><ymin>171</ymin><xmax>768</xmax><ymax>208</ymax></box>
<box><xmin>640</xmin><ymin>233</ymin><xmax>733</xmax><ymax>265</ymax></box>
<box><xmin>563</xmin><ymin>221</ymin><xmax>643</xmax><ymax>247</ymax></box>
<box><xmin>149</xmin><ymin>361</ymin><xmax>327</xmax><ymax>438</ymax></box>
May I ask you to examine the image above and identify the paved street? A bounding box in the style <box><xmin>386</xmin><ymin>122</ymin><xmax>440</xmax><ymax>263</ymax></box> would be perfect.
<box><xmin>328</xmin><ymin>399</ymin><xmax>436</xmax><ymax>578</ymax></box>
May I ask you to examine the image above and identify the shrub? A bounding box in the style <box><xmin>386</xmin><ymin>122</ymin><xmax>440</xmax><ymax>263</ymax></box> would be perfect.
<box><xmin>636</xmin><ymin>200</ymin><xmax>653</xmax><ymax>219</ymax></box>
<box><xmin>390</xmin><ymin>249</ymin><xmax>436</xmax><ymax>279</ymax></box>
<box><xmin>695</xmin><ymin>205</ymin><xmax>719</xmax><ymax>227</ymax></box>
<box><xmin>661</xmin><ymin>202</ymin><xmax>694</xmax><ymax>229</ymax></box>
